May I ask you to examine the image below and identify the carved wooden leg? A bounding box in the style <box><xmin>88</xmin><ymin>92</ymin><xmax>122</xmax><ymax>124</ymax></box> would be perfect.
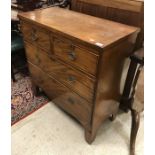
<box><xmin>32</xmin><ymin>81</ymin><xmax>40</xmax><ymax>96</ymax></box>
<box><xmin>84</xmin><ymin>119</ymin><xmax>104</xmax><ymax>144</ymax></box>
<box><xmin>130</xmin><ymin>110</ymin><xmax>140</xmax><ymax>155</ymax></box>
<box><xmin>109</xmin><ymin>112</ymin><xmax>117</xmax><ymax>121</ymax></box>
<box><xmin>85</xmin><ymin>129</ymin><xmax>97</xmax><ymax>144</ymax></box>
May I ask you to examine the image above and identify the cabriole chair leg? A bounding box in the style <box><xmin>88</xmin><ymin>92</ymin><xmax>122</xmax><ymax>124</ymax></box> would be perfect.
<box><xmin>130</xmin><ymin>110</ymin><xmax>140</xmax><ymax>155</ymax></box>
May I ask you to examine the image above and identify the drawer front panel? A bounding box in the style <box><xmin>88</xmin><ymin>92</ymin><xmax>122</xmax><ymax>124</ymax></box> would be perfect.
<box><xmin>25</xmin><ymin>43</ymin><xmax>95</xmax><ymax>102</ymax></box>
<box><xmin>28</xmin><ymin>63</ymin><xmax>92</xmax><ymax>126</ymax></box>
<box><xmin>21</xmin><ymin>22</ymin><xmax>50</xmax><ymax>52</ymax></box>
<box><xmin>53</xmin><ymin>37</ymin><xmax>99</xmax><ymax>76</ymax></box>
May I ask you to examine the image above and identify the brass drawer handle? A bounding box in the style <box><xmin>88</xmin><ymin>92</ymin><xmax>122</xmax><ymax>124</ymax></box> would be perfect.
<box><xmin>67</xmin><ymin>76</ymin><xmax>76</xmax><ymax>82</ymax></box>
<box><xmin>31</xmin><ymin>30</ymin><xmax>38</xmax><ymax>41</ymax></box>
<box><xmin>68</xmin><ymin>51</ymin><xmax>76</xmax><ymax>61</ymax></box>
<box><xmin>68</xmin><ymin>97</ymin><xmax>75</xmax><ymax>104</ymax></box>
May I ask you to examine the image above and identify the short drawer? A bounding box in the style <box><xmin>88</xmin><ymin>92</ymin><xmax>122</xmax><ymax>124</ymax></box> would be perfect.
<box><xmin>29</xmin><ymin>63</ymin><xmax>92</xmax><ymax>126</ymax></box>
<box><xmin>53</xmin><ymin>37</ymin><xmax>99</xmax><ymax>76</ymax></box>
<box><xmin>21</xmin><ymin>22</ymin><xmax>51</xmax><ymax>52</ymax></box>
<box><xmin>25</xmin><ymin>43</ymin><xmax>95</xmax><ymax>102</ymax></box>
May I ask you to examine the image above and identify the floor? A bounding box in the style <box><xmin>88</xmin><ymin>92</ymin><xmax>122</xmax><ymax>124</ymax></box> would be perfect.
<box><xmin>12</xmin><ymin>102</ymin><xmax>144</xmax><ymax>155</ymax></box>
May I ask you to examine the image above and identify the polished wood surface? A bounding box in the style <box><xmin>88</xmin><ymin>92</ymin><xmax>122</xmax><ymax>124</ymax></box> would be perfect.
<box><xmin>85</xmin><ymin>37</ymin><xmax>136</xmax><ymax>143</ymax></box>
<box><xmin>53</xmin><ymin>36</ymin><xmax>99</xmax><ymax>76</ymax></box>
<box><xmin>71</xmin><ymin>0</ymin><xmax>143</xmax><ymax>50</ymax></box>
<box><xmin>21</xmin><ymin>22</ymin><xmax>51</xmax><ymax>52</ymax></box>
<box><xmin>25</xmin><ymin>42</ymin><xmax>95</xmax><ymax>102</ymax></box>
<box><xmin>77</xmin><ymin>0</ymin><xmax>143</xmax><ymax>12</ymax></box>
<box><xmin>29</xmin><ymin>63</ymin><xmax>92</xmax><ymax>127</ymax></box>
<box><xmin>18</xmin><ymin>7</ymin><xmax>138</xmax><ymax>50</ymax></box>
<box><xmin>19</xmin><ymin>7</ymin><xmax>139</xmax><ymax>144</ymax></box>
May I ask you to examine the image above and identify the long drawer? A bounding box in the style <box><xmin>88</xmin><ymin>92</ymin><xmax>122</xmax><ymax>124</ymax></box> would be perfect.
<box><xmin>53</xmin><ymin>37</ymin><xmax>99</xmax><ymax>76</ymax></box>
<box><xmin>28</xmin><ymin>63</ymin><xmax>92</xmax><ymax>126</ymax></box>
<box><xmin>21</xmin><ymin>22</ymin><xmax>51</xmax><ymax>52</ymax></box>
<box><xmin>25</xmin><ymin>42</ymin><xmax>95</xmax><ymax>102</ymax></box>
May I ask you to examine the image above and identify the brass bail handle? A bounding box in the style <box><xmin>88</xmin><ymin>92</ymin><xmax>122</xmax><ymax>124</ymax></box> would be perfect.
<box><xmin>68</xmin><ymin>75</ymin><xmax>76</xmax><ymax>82</ymax></box>
<box><xmin>68</xmin><ymin>51</ymin><xmax>76</xmax><ymax>61</ymax></box>
<box><xmin>31</xmin><ymin>29</ymin><xmax>38</xmax><ymax>41</ymax></box>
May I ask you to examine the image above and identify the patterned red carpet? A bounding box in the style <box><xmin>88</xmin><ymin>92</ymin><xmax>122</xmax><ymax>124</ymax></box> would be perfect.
<box><xmin>11</xmin><ymin>76</ymin><xmax>49</xmax><ymax>125</ymax></box>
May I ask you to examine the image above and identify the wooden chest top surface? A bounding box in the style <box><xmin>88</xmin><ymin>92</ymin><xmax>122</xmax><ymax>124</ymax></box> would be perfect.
<box><xmin>18</xmin><ymin>7</ymin><xmax>139</xmax><ymax>50</ymax></box>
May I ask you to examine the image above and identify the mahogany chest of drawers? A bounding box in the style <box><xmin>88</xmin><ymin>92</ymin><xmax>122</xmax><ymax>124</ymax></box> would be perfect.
<box><xmin>18</xmin><ymin>7</ymin><xmax>139</xmax><ymax>143</ymax></box>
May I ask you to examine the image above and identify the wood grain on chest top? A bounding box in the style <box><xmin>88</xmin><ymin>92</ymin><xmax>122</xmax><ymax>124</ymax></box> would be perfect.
<box><xmin>18</xmin><ymin>7</ymin><xmax>139</xmax><ymax>50</ymax></box>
